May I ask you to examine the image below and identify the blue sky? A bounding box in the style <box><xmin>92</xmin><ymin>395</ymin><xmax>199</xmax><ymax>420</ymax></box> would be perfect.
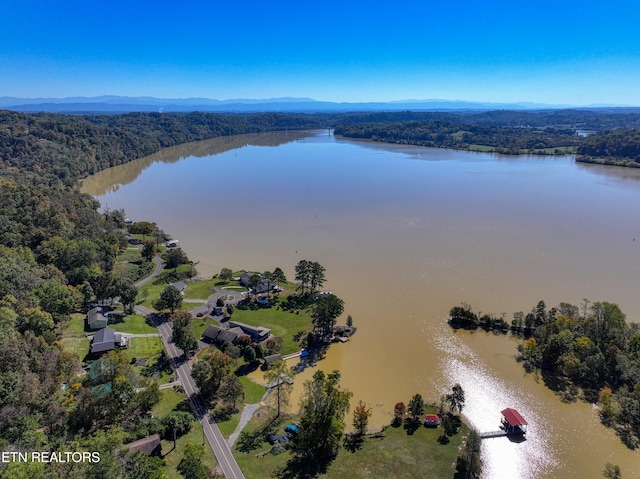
<box><xmin>2</xmin><ymin>0</ymin><xmax>640</xmax><ymax>105</ymax></box>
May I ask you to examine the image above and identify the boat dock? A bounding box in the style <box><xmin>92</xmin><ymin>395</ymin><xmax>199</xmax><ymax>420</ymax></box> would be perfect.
<box><xmin>479</xmin><ymin>429</ymin><xmax>519</xmax><ymax>439</ymax></box>
<box><xmin>480</xmin><ymin>407</ymin><xmax>528</xmax><ymax>440</ymax></box>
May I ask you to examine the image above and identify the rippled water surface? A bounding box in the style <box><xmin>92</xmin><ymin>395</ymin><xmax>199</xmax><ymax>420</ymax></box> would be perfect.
<box><xmin>83</xmin><ymin>131</ymin><xmax>640</xmax><ymax>478</ymax></box>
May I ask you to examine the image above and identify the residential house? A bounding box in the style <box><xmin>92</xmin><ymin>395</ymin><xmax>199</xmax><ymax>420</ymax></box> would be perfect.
<box><xmin>90</xmin><ymin>327</ymin><xmax>129</xmax><ymax>356</ymax></box>
<box><xmin>202</xmin><ymin>325</ymin><xmax>240</xmax><ymax>346</ymax></box>
<box><xmin>87</xmin><ymin>306</ymin><xmax>108</xmax><ymax>330</ymax></box>
<box><xmin>239</xmin><ymin>272</ymin><xmax>274</xmax><ymax>294</ymax></box>
<box><xmin>229</xmin><ymin>321</ymin><xmax>271</xmax><ymax>342</ymax></box>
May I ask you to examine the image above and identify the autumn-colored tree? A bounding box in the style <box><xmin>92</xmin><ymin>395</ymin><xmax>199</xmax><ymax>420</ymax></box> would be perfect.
<box><xmin>352</xmin><ymin>400</ymin><xmax>372</xmax><ymax>437</ymax></box>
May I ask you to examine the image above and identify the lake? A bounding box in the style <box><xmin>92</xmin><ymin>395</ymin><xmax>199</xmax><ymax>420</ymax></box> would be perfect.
<box><xmin>82</xmin><ymin>130</ymin><xmax>640</xmax><ymax>479</ymax></box>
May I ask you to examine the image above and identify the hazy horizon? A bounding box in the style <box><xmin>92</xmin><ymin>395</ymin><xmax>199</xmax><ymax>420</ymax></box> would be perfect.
<box><xmin>2</xmin><ymin>0</ymin><xmax>639</xmax><ymax>106</ymax></box>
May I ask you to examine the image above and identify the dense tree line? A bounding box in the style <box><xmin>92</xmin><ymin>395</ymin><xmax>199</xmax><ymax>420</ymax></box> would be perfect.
<box><xmin>335</xmin><ymin>120</ymin><xmax>581</xmax><ymax>155</ymax></box>
<box><xmin>0</xmin><ymin>110</ymin><xmax>328</xmax><ymax>477</ymax></box>
<box><xmin>577</xmin><ymin>129</ymin><xmax>640</xmax><ymax>166</ymax></box>
<box><xmin>450</xmin><ymin>300</ymin><xmax>640</xmax><ymax>448</ymax></box>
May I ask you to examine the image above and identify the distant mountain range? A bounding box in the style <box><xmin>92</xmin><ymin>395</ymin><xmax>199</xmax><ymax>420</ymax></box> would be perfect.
<box><xmin>0</xmin><ymin>95</ymin><xmax>636</xmax><ymax>113</ymax></box>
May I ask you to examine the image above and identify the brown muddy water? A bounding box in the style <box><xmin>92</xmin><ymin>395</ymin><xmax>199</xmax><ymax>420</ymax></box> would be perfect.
<box><xmin>82</xmin><ymin>130</ymin><xmax>640</xmax><ymax>479</ymax></box>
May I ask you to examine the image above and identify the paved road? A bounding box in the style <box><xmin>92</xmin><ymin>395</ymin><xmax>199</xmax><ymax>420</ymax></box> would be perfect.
<box><xmin>134</xmin><ymin>256</ymin><xmax>163</xmax><ymax>288</ymax></box>
<box><xmin>135</xmin><ymin>305</ymin><xmax>245</xmax><ymax>479</ymax></box>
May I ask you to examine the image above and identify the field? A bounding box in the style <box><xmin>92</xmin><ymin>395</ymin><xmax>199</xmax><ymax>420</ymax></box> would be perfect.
<box><xmin>233</xmin><ymin>409</ymin><xmax>467</xmax><ymax>479</ymax></box>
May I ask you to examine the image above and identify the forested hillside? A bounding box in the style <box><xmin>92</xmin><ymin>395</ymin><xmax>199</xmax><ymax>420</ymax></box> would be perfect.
<box><xmin>334</xmin><ymin>120</ymin><xmax>580</xmax><ymax>155</ymax></box>
<box><xmin>0</xmin><ymin>110</ymin><xmax>323</xmax><ymax>478</ymax></box>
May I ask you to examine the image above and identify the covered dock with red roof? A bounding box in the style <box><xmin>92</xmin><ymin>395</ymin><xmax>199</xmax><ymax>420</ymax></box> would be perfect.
<box><xmin>500</xmin><ymin>408</ymin><xmax>528</xmax><ymax>434</ymax></box>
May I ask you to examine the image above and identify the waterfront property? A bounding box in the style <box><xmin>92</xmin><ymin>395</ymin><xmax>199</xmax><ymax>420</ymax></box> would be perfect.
<box><xmin>239</xmin><ymin>271</ymin><xmax>274</xmax><ymax>294</ymax></box>
<box><xmin>479</xmin><ymin>408</ymin><xmax>528</xmax><ymax>439</ymax></box>
<box><xmin>229</xmin><ymin>321</ymin><xmax>271</xmax><ymax>342</ymax></box>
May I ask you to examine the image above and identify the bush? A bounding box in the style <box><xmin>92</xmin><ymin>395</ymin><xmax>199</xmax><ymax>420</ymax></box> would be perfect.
<box><xmin>270</xmin><ymin>443</ymin><xmax>286</xmax><ymax>455</ymax></box>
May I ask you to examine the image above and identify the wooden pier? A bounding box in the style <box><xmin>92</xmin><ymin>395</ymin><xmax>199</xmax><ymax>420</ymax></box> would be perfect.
<box><xmin>479</xmin><ymin>429</ymin><xmax>525</xmax><ymax>439</ymax></box>
<box><xmin>480</xmin><ymin>408</ymin><xmax>528</xmax><ymax>440</ymax></box>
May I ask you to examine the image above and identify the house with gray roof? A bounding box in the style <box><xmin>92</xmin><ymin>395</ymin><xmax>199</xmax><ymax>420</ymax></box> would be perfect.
<box><xmin>229</xmin><ymin>321</ymin><xmax>271</xmax><ymax>342</ymax></box>
<box><xmin>90</xmin><ymin>327</ymin><xmax>128</xmax><ymax>356</ymax></box>
<box><xmin>87</xmin><ymin>306</ymin><xmax>107</xmax><ymax>330</ymax></box>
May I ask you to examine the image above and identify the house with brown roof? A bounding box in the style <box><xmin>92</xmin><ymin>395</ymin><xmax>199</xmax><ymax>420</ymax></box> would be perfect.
<box><xmin>123</xmin><ymin>434</ymin><xmax>162</xmax><ymax>457</ymax></box>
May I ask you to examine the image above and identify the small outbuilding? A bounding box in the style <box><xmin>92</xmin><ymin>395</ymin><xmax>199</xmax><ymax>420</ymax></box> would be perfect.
<box><xmin>424</xmin><ymin>414</ymin><xmax>441</xmax><ymax>427</ymax></box>
<box><xmin>123</xmin><ymin>434</ymin><xmax>162</xmax><ymax>457</ymax></box>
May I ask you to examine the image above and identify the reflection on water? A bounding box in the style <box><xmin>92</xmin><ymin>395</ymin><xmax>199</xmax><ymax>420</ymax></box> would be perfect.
<box><xmin>83</xmin><ymin>131</ymin><xmax>640</xmax><ymax>479</ymax></box>
<box><xmin>80</xmin><ymin>130</ymin><xmax>312</xmax><ymax>196</ymax></box>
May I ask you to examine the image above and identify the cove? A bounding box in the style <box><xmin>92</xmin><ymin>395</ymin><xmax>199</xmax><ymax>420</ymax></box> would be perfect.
<box><xmin>82</xmin><ymin>130</ymin><xmax>640</xmax><ymax>479</ymax></box>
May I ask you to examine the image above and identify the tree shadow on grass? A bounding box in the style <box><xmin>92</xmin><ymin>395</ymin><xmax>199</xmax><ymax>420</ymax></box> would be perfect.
<box><xmin>403</xmin><ymin>417</ymin><xmax>421</xmax><ymax>435</ymax></box>
<box><xmin>272</xmin><ymin>455</ymin><xmax>334</xmax><ymax>479</ymax></box>
<box><xmin>343</xmin><ymin>433</ymin><xmax>364</xmax><ymax>453</ymax></box>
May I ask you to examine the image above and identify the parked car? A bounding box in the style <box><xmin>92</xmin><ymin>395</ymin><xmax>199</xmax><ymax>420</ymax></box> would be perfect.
<box><xmin>266</xmin><ymin>433</ymin><xmax>277</xmax><ymax>445</ymax></box>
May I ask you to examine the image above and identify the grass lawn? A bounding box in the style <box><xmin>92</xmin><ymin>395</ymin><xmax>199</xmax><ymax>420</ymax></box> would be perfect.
<box><xmin>153</xmin><ymin>388</ymin><xmax>185</xmax><ymax>418</ymax></box>
<box><xmin>59</xmin><ymin>337</ymin><xmax>90</xmax><ymax>361</ymax></box>
<box><xmin>217</xmin><ymin>413</ymin><xmax>241</xmax><ymax>438</ymax></box>
<box><xmin>110</xmin><ymin>313</ymin><xmax>157</xmax><ymax>334</ymax></box>
<box><xmin>184</xmin><ymin>279</ymin><xmax>216</xmax><ymax>301</ymax></box>
<box><xmin>234</xmin><ymin>410</ymin><xmax>467</xmax><ymax>479</ymax></box>
<box><xmin>60</xmin><ymin>313</ymin><xmax>87</xmax><ymax>338</ymax></box>
<box><xmin>467</xmin><ymin>144</ymin><xmax>495</xmax><ymax>152</ymax></box>
<box><xmin>239</xmin><ymin>376</ymin><xmax>266</xmax><ymax>404</ymax></box>
<box><xmin>126</xmin><ymin>337</ymin><xmax>164</xmax><ymax>360</ymax></box>
<box><xmin>161</xmin><ymin>419</ymin><xmax>219</xmax><ymax>479</ymax></box>
<box><xmin>231</xmin><ymin>308</ymin><xmax>311</xmax><ymax>355</ymax></box>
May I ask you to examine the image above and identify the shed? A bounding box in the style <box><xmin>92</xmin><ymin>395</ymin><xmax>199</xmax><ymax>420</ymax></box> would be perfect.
<box><xmin>123</xmin><ymin>434</ymin><xmax>162</xmax><ymax>457</ymax></box>
<box><xmin>424</xmin><ymin>414</ymin><xmax>441</xmax><ymax>427</ymax></box>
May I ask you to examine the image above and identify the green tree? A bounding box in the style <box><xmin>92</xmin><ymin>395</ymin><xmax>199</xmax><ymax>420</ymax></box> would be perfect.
<box><xmin>456</xmin><ymin>429</ymin><xmax>483</xmax><ymax>479</ymax></box>
<box><xmin>272</xmin><ymin>267</ymin><xmax>287</xmax><ymax>290</ymax></box>
<box><xmin>192</xmin><ymin>350</ymin><xmax>232</xmax><ymax>400</ymax></box>
<box><xmin>447</xmin><ymin>383</ymin><xmax>465</xmax><ymax>414</ymax></box>
<box><xmin>263</xmin><ymin>360</ymin><xmax>293</xmax><ymax>417</ymax></box>
<box><xmin>167</xmin><ymin>248</ymin><xmax>189</xmax><ymax>269</ymax></box>
<box><xmin>119</xmin><ymin>283</ymin><xmax>138</xmax><ymax>314</ymax></box>
<box><xmin>171</xmin><ymin>311</ymin><xmax>198</xmax><ymax>356</ymax></box>
<box><xmin>294</xmin><ymin>259</ymin><xmax>311</xmax><ymax>294</ymax></box>
<box><xmin>352</xmin><ymin>400</ymin><xmax>372</xmax><ymax>437</ymax></box>
<box><xmin>129</xmin><ymin>221</ymin><xmax>156</xmax><ymax>238</ymax></box>
<box><xmin>218</xmin><ymin>374</ymin><xmax>244</xmax><ymax>409</ymax></box>
<box><xmin>177</xmin><ymin>443</ymin><xmax>207</xmax><ymax>479</ymax></box>
<box><xmin>141</xmin><ymin>240</ymin><xmax>157</xmax><ymax>262</ymax></box>
<box><xmin>346</xmin><ymin>314</ymin><xmax>353</xmax><ymax>328</ymax></box>
<box><xmin>309</xmin><ymin>261</ymin><xmax>326</xmax><ymax>294</ymax></box>
<box><xmin>163</xmin><ymin>411</ymin><xmax>194</xmax><ymax>449</ymax></box>
<box><xmin>159</xmin><ymin>285</ymin><xmax>183</xmax><ymax>313</ymax></box>
<box><xmin>122</xmin><ymin>451</ymin><xmax>165</xmax><ymax>479</ymax></box>
<box><xmin>247</xmin><ymin>273</ymin><xmax>261</xmax><ymax>297</ymax></box>
<box><xmin>290</xmin><ymin>370</ymin><xmax>352</xmax><ymax>463</ymax></box>
<box><xmin>312</xmin><ymin>293</ymin><xmax>344</xmax><ymax>335</ymax></box>
<box><xmin>218</xmin><ymin>267</ymin><xmax>233</xmax><ymax>283</ymax></box>
<box><xmin>408</xmin><ymin>393</ymin><xmax>424</xmax><ymax>421</ymax></box>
